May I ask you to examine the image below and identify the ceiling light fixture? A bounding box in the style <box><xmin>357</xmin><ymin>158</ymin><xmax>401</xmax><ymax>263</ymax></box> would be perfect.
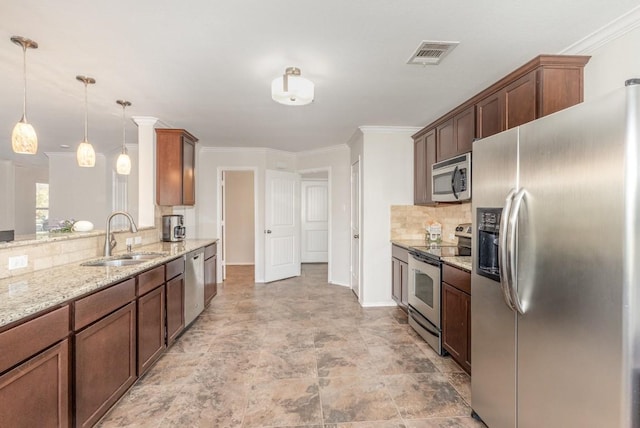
<box><xmin>10</xmin><ymin>36</ymin><xmax>38</xmax><ymax>155</ymax></box>
<box><xmin>76</xmin><ymin>75</ymin><xmax>96</xmax><ymax>167</ymax></box>
<box><xmin>115</xmin><ymin>100</ymin><xmax>132</xmax><ymax>175</ymax></box>
<box><xmin>271</xmin><ymin>67</ymin><xmax>314</xmax><ymax>106</ymax></box>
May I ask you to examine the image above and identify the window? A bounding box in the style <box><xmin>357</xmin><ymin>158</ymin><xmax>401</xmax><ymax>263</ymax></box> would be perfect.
<box><xmin>36</xmin><ymin>183</ymin><xmax>49</xmax><ymax>233</ymax></box>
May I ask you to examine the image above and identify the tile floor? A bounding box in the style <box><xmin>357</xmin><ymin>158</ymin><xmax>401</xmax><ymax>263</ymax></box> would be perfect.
<box><xmin>98</xmin><ymin>264</ymin><xmax>485</xmax><ymax>428</ymax></box>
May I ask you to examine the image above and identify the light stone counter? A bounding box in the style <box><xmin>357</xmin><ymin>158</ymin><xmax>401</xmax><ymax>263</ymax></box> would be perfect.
<box><xmin>442</xmin><ymin>256</ymin><xmax>472</xmax><ymax>272</ymax></box>
<box><xmin>0</xmin><ymin>239</ymin><xmax>217</xmax><ymax>329</ymax></box>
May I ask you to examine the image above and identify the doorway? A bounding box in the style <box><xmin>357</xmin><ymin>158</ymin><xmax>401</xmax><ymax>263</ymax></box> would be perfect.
<box><xmin>220</xmin><ymin>169</ymin><xmax>256</xmax><ymax>281</ymax></box>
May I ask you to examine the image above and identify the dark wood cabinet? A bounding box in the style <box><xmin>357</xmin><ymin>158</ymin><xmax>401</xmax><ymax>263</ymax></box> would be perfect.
<box><xmin>413</xmin><ymin>129</ymin><xmax>436</xmax><ymax>205</ymax></box>
<box><xmin>442</xmin><ymin>264</ymin><xmax>471</xmax><ymax>374</ymax></box>
<box><xmin>476</xmin><ymin>90</ymin><xmax>503</xmax><ymax>139</ymax></box>
<box><xmin>166</xmin><ymin>273</ymin><xmax>185</xmax><ymax>346</ymax></box>
<box><xmin>391</xmin><ymin>245</ymin><xmax>409</xmax><ymax>310</ymax></box>
<box><xmin>436</xmin><ymin>105</ymin><xmax>475</xmax><ymax>162</ymax></box>
<box><xmin>156</xmin><ymin>129</ymin><xmax>198</xmax><ymax>206</ymax></box>
<box><xmin>74</xmin><ymin>302</ymin><xmax>136</xmax><ymax>428</ymax></box>
<box><xmin>204</xmin><ymin>243</ymin><xmax>217</xmax><ymax>306</ymax></box>
<box><xmin>137</xmin><ymin>285</ymin><xmax>166</xmax><ymax>375</ymax></box>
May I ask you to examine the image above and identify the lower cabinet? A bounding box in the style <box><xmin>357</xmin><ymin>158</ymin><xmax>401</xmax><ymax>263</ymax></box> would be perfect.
<box><xmin>391</xmin><ymin>245</ymin><xmax>409</xmax><ymax>310</ymax></box>
<box><xmin>166</xmin><ymin>273</ymin><xmax>185</xmax><ymax>346</ymax></box>
<box><xmin>442</xmin><ymin>264</ymin><xmax>471</xmax><ymax>374</ymax></box>
<box><xmin>74</xmin><ymin>302</ymin><xmax>137</xmax><ymax>428</ymax></box>
<box><xmin>137</xmin><ymin>285</ymin><xmax>166</xmax><ymax>375</ymax></box>
<box><xmin>0</xmin><ymin>338</ymin><xmax>70</xmax><ymax>428</ymax></box>
<box><xmin>204</xmin><ymin>243</ymin><xmax>217</xmax><ymax>306</ymax></box>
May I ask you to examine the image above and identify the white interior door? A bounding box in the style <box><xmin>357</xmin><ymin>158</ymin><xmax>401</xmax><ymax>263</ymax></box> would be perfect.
<box><xmin>351</xmin><ymin>161</ymin><xmax>360</xmax><ymax>297</ymax></box>
<box><xmin>265</xmin><ymin>169</ymin><xmax>301</xmax><ymax>282</ymax></box>
<box><xmin>221</xmin><ymin>170</ymin><xmax>226</xmax><ymax>280</ymax></box>
<box><xmin>301</xmin><ymin>179</ymin><xmax>328</xmax><ymax>263</ymax></box>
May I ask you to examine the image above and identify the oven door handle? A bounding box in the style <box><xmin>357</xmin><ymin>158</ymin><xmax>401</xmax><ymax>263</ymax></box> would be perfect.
<box><xmin>410</xmin><ymin>252</ymin><xmax>440</xmax><ymax>267</ymax></box>
<box><xmin>499</xmin><ymin>189</ymin><xmax>516</xmax><ymax>311</ymax></box>
<box><xmin>507</xmin><ymin>188</ymin><xmax>526</xmax><ymax>315</ymax></box>
<box><xmin>450</xmin><ymin>166</ymin><xmax>460</xmax><ymax>200</ymax></box>
<box><xmin>409</xmin><ymin>308</ymin><xmax>440</xmax><ymax>337</ymax></box>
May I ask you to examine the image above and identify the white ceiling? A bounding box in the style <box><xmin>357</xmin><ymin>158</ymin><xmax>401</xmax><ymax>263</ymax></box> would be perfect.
<box><xmin>1</xmin><ymin>0</ymin><xmax>639</xmax><ymax>166</ymax></box>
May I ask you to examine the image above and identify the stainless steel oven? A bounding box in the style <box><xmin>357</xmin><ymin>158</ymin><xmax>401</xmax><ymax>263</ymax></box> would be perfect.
<box><xmin>408</xmin><ymin>251</ymin><xmax>443</xmax><ymax>355</ymax></box>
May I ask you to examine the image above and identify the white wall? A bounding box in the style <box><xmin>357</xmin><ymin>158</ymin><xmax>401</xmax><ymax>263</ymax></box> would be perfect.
<box><xmin>48</xmin><ymin>153</ymin><xmax>107</xmax><ymax>228</ymax></box>
<box><xmin>297</xmin><ymin>145</ymin><xmax>351</xmax><ymax>285</ymax></box>
<box><xmin>0</xmin><ymin>160</ymin><xmax>15</xmax><ymax>231</ymax></box>
<box><xmin>14</xmin><ymin>164</ymin><xmax>48</xmax><ymax>235</ymax></box>
<box><xmin>225</xmin><ymin>170</ymin><xmax>255</xmax><ymax>264</ymax></box>
<box><xmin>357</xmin><ymin>127</ymin><xmax>417</xmax><ymax>306</ymax></box>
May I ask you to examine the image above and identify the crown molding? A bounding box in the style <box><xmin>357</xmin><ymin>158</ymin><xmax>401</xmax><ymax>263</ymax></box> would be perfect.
<box><xmin>561</xmin><ymin>5</ymin><xmax>640</xmax><ymax>54</ymax></box>
<box><xmin>131</xmin><ymin>116</ymin><xmax>159</xmax><ymax>127</ymax></box>
<box><xmin>296</xmin><ymin>144</ymin><xmax>349</xmax><ymax>156</ymax></box>
<box><xmin>358</xmin><ymin>125</ymin><xmax>423</xmax><ymax>134</ymax></box>
<box><xmin>199</xmin><ymin>146</ymin><xmax>295</xmax><ymax>157</ymax></box>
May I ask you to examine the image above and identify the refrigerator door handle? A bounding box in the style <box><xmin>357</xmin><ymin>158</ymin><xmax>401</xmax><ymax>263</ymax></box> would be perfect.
<box><xmin>451</xmin><ymin>166</ymin><xmax>460</xmax><ymax>200</ymax></box>
<box><xmin>507</xmin><ymin>188</ymin><xmax>527</xmax><ymax>315</ymax></box>
<box><xmin>499</xmin><ymin>189</ymin><xmax>517</xmax><ymax>310</ymax></box>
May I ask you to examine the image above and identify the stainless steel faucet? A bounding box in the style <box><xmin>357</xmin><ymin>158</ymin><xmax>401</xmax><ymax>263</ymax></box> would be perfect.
<box><xmin>104</xmin><ymin>211</ymin><xmax>138</xmax><ymax>256</ymax></box>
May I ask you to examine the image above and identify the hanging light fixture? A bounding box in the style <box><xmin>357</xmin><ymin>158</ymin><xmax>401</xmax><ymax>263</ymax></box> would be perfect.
<box><xmin>10</xmin><ymin>36</ymin><xmax>38</xmax><ymax>154</ymax></box>
<box><xmin>76</xmin><ymin>75</ymin><xmax>96</xmax><ymax>167</ymax></box>
<box><xmin>115</xmin><ymin>100</ymin><xmax>132</xmax><ymax>175</ymax></box>
<box><xmin>271</xmin><ymin>67</ymin><xmax>314</xmax><ymax>106</ymax></box>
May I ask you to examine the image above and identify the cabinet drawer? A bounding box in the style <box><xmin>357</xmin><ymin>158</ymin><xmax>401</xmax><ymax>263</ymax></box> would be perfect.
<box><xmin>137</xmin><ymin>265</ymin><xmax>165</xmax><ymax>296</ymax></box>
<box><xmin>74</xmin><ymin>278</ymin><xmax>136</xmax><ymax>331</ymax></box>
<box><xmin>391</xmin><ymin>245</ymin><xmax>409</xmax><ymax>263</ymax></box>
<box><xmin>166</xmin><ymin>256</ymin><xmax>184</xmax><ymax>281</ymax></box>
<box><xmin>204</xmin><ymin>243</ymin><xmax>217</xmax><ymax>259</ymax></box>
<box><xmin>0</xmin><ymin>305</ymin><xmax>69</xmax><ymax>373</ymax></box>
<box><xmin>442</xmin><ymin>264</ymin><xmax>471</xmax><ymax>294</ymax></box>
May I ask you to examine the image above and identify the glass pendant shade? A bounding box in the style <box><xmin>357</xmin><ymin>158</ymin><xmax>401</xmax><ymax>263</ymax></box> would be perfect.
<box><xmin>12</xmin><ymin>119</ymin><xmax>38</xmax><ymax>154</ymax></box>
<box><xmin>271</xmin><ymin>67</ymin><xmax>314</xmax><ymax>106</ymax></box>
<box><xmin>11</xmin><ymin>36</ymin><xmax>38</xmax><ymax>154</ymax></box>
<box><xmin>116</xmin><ymin>151</ymin><xmax>131</xmax><ymax>175</ymax></box>
<box><xmin>77</xmin><ymin>140</ymin><xmax>96</xmax><ymax>167</ymax></box>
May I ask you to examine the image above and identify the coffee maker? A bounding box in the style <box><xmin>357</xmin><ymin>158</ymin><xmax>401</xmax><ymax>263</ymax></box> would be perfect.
<box><xmin>162</xmin><ymin>215</ymin><xmax>185</xmax><ymax>242</ymax></box>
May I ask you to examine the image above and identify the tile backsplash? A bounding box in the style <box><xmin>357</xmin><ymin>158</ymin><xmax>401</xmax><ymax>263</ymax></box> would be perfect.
<box><xmin>391</xmin><ymin>203</ymin><xmax>472</xmax><ymax>242</ymax></box>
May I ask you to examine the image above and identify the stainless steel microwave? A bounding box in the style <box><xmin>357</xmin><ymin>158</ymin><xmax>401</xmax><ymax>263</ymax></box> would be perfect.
<box><xmin>431</xmin><ymin>152</ymin><xmax>471</xmax><ymax>202</ymax></box>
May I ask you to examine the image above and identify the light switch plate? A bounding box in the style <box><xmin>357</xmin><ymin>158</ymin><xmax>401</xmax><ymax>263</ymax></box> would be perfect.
<box><xmin>8</xmin><ymin>255</ymin><xmax>28</xmax><ymax>270</ymax></box>
<box><xmin>134</xmin><ymin>236</ymin><xmax>142</xmax><ymax>245</ymax></box>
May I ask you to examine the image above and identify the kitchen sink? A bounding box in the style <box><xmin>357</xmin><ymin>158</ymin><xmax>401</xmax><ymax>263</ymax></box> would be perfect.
<box><xmin>81</xmin><ymin>252</ymin><xmax>166</xmax><ymax>267</ymax></box>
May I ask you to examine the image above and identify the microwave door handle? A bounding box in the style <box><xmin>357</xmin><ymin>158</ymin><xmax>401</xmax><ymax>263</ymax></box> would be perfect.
<box><xmin>507</xmin><ymin>188</ymin><xmax>527</xmax><ymax>315</ymax></box>
<box><xmin>450</xmin><ymin>166</ymin><xmax>460</xmax><ymax>200</ymax></box>
<box><xmin>499</xmin><ymin>189</ymin><xmax>517</xmax><ymax>311</ymax></box>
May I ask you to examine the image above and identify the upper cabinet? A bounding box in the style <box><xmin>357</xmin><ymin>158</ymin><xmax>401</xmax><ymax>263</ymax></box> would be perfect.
<box><xmin>156</xmin><ymin>129</ymin><xmax>198</xmax><ymax>206</ymax></box>
<box><xmin>414</xmin><ymin>54</ymin><xmax>589</xmax><ymax>204</ymax></box>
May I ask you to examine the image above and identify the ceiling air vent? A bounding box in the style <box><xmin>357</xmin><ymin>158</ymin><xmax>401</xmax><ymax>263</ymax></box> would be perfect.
<box><xmin>407</xmin><ymin>40</ymin><xmax>460</xmax><ymax>65</ymax></box>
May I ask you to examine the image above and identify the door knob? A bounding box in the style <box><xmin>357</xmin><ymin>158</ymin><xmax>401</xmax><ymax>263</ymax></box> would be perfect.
<box><xmin>265</xmin><ymin>230</ymin><xmax>272</xmax><ymax>234</ymax></box>
<box><xmin>354</xmin><ymin>234</ymin><xmax>359</xmax><ymax>239</ymax></box>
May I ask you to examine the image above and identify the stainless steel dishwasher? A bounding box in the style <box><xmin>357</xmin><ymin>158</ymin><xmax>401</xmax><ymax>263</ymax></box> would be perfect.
<box><xmin>184</xmin><ymin>248</ymin><xmax>205</xmax><ymax>326</ymax></box>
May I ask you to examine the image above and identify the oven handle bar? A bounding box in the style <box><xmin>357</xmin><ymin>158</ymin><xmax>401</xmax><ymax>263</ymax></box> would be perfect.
<box><xmin>499</xmin><ymin>189</ymin><xmax>516</xmax><ymax>311</ymax></box>
<box><xmin>507</xmin><ymin>188</ymin><xmax>526</xmax><ymax>315</ymax></box>
<box><xmin>408</xmin><ymin>307</ymin><xmax>440</xmax><ymax>338</ymax></box>
<box><xmin>409</xmin><ymin>252</ymin><xmax>441</xmax><ymax>267</ymax></box>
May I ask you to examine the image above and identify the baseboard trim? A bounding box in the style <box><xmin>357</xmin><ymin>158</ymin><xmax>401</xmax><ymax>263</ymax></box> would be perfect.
<box><xmin>361</xmin><ymin>300</ymin><xmax>398</xmax><ymax>308</ymax></box>
<box><xmin>226</xmin><ymin>263</ymin><xmax>255</xmax><ymax>266</ymax></box>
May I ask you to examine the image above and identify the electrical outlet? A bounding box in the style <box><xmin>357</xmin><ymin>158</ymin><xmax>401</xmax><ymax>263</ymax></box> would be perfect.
<box><xmin>448</xmin><ymin>233</ymin><xmax>455</xmax><ymax>241</ymax></box>
<box><xmin>125</xmin><ymin>238</ymin><xmax>133</xmax><ymax>246</ymax></box>
<box><xmin>8</xmin><ymin>255</ymin><xmax>28</xmax><ymax>270</ymax></box>
<box><xmin>134</xmin><ymin>236</ymin><xmax>142</xmax><ymax>245</ymax></box>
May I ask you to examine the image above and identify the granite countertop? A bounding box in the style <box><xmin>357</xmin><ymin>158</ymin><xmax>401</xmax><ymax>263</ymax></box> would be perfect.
<box><xmin>0</xmin><ymin>239</ymin><xmax>217</xmax><ymax>329</ymax></box>
<box><xmin>391</xmin><ymin>239</ymin><xmax>457</xmax><ymax>250</ymax></box>
<box><xmin>442</xmin><ymin>256</ymin><xmax>472</xmax><ymax>272</ymax></box>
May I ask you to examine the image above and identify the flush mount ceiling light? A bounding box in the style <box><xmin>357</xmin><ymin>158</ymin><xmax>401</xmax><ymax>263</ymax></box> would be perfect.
<box><xmin>10</xmin><ymin>36</ymin><xmax>38</xmax><ymax>155</ymax></box>
<box><xmin>271</xmin><ymin>67</ymin><xmax>314</xmax><ymax>106</ymax></box>
<box><xmin>76</xmin><ymin>75</ymin><xmax>96</xmax><ymax>167</ymax></box>
<box><xmin>116</xmin><ymin>99</ymin><xmax>132</xmax><ymax>175</ymax></box>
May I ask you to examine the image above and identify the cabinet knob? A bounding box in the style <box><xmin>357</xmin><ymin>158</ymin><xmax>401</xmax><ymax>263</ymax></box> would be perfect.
<box><xmin>354</xmin><ymin>234</ymin><xmax>359</xmax><ymax>239</ymax></box>
<box><xmin>265</xmin><ymin>230</ymin><xmax>272</xmax><ymax>234</ymax></box>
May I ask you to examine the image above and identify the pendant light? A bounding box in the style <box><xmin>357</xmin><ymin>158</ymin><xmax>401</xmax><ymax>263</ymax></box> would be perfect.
<box><xmin>116</xmin><ymin>100</ymin><xmax>132</xmax><ymax>175</ymax></box>
<box><xmin>10</xmin><ymin>36</ymin><xmax>38</xmax><ymax>154</ymax></box>
<box><xmin>76</xmin><ymin>75</ymin><xmax>96</xmax><ymax>167</ymax></box>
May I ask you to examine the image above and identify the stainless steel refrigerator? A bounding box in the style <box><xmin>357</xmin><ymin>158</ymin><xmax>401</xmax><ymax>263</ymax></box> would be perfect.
<box><xmin>471</xmin><ymin>80</ymin><xmax>640</xmax><ymax>428</ymax></box>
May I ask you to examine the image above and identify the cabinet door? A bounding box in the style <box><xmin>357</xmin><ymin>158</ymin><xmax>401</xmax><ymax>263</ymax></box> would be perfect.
<box><xmin>436</xmin><ymin>118</ymin><xmax>455</xmax><ymax>161</ymax></box>
<box><xmin>182</xmin><ymin>137</ymin><xmax>195</xmax><ymax>205</ymax></box>
<box><xmin>504</xmin><ymin>71</ymin><xmax>537</xmax><ymax>130</ymax></box>
<box><xmin>414</xmin><ymin>129</ymin><xmax>436</xmax><ymax>205</ymax></box>
<box><xmin>137</xmin><ymin>285</ymin><xmax>166</xmax><ymax>375</ymax></box>
<box><xmin>476</xmin><ymin>91</ymin><xmax>504</xmax><ymax>139</ymax></box>
<box><xmin>75</xmin><ymin>302</ymin><xmax>136</xmax><ymax>428</ymax></box>
<box><xmin>166</xmin><ymin>274</ymin><xmax>185</xmax><ymax>346</ymax></box>
<box><xmin>400</xmin><ymin>260</ymin><xmax>409</xmax><ymax>307</ymax></box>
<box><xmin>0</xmin><ymin>339</ymin><xmax>69</xmax><ymax>428</ymax></box>
<box><xmin>204</xmin><ymin>255</ymin><xmax>217</xmax><ymax>306</ymax></box>
<box><xmin>442</xmin><ymin>283</ymin><xmax>471</xmax><ymax>373</ymax></box>
<box><xmin>454</xmin><ymin>105</ymin><xmax>475</xmax><ymax>155</ymax></box>
<box><xmin>391</xmin><ymin>258</ymin><xmax>401</xmax><ymax>303</ymax></box>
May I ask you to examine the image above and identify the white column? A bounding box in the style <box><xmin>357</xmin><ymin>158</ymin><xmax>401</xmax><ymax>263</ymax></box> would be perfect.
<box><xmin>131</xmin><ymin>116</ymin><xmax>158</xmax><ymax>228</ymax></box>
<box><xmin>0</xmin><ymin>160</ymin><xmax>15</xmax><ymax>231</ymax></box>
